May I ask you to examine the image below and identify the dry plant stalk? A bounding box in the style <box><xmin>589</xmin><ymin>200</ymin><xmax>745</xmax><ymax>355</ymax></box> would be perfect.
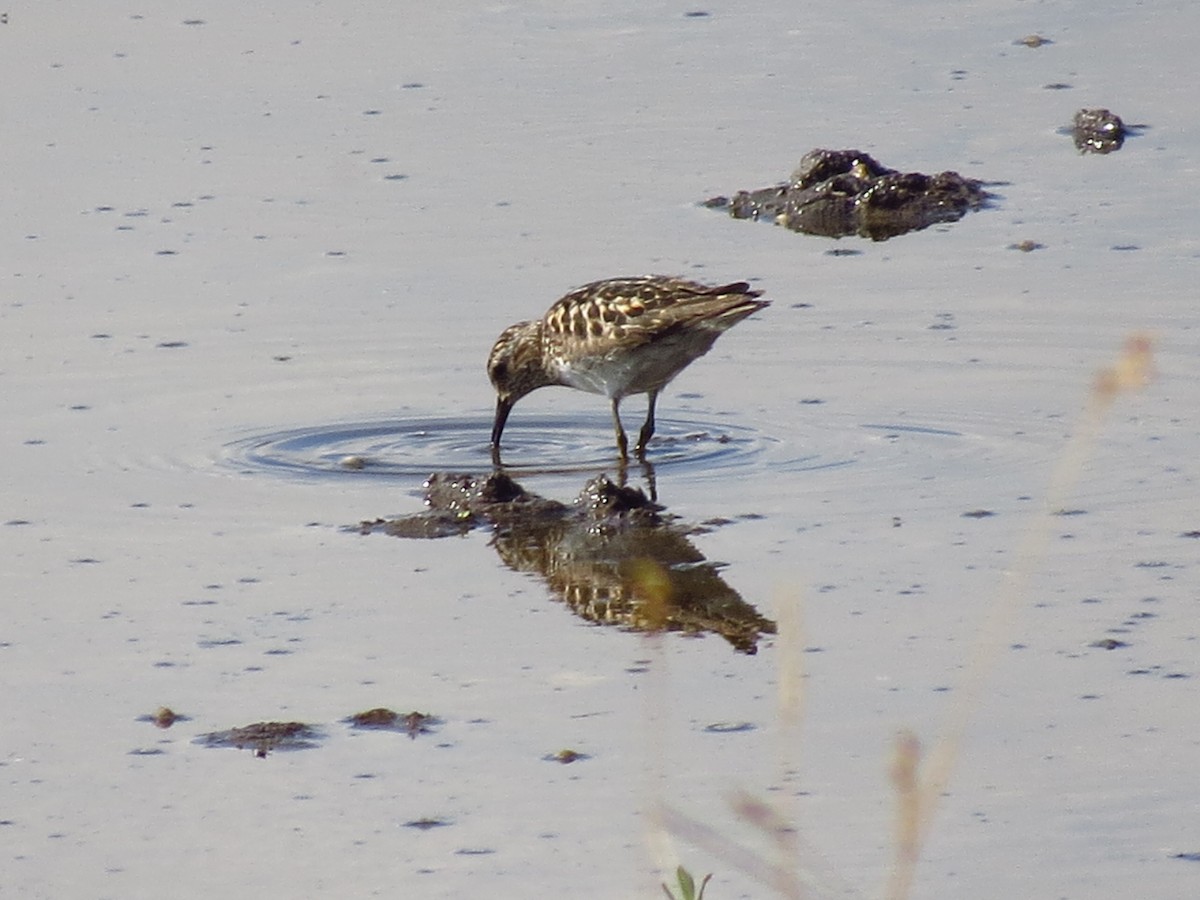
<box><xmin>775</xmin><ymin>593</ymin><xmax>806</xmax><ymax>734</ymax></box>
<box><xmin>650</xmin><ymin>335</ymin><xmax>1154</xmax><ymax>900</ymax></box>
<box><xmin>887</xmin><ymin>730</ymin><xmax>922</xmax><ymax>900</ymax></box>
<box><xmin>651</xmin><ymin>592</ymin><xmax>812</xmax><ymax>899</ymax></box>
<box><xmin>657</xmin><ymin>592</ymin><xmax>858</xmax><ymax>898</ymax></box>
<box><xmin>885</xmin><ymin>334</ymin><xmax>1155</xmax><ymax>900</ymax></box>
<box><xmin>659</xmin><ymin>802</ymin><xmax>809</xmax><ymax>899</ymax></box>
<box><xmin>637</xmin><ymin>558</ymin><xmax>678</xmax><ymax>886</ymax></box>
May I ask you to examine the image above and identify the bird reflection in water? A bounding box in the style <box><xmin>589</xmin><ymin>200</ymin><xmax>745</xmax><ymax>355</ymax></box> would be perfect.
<box><xmin>358</xmin><ymin>471</ymin><xmax>774</xmax><ymax>654</ymax></box>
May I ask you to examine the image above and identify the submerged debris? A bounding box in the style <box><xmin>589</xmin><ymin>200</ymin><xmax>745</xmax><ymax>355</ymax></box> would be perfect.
<box><xmin>1072</xmin><ymin>108</ymin><xmax>1126</xmax><ymax>154</ymax></box>
<box><xmin>359</xmin><ymin>472</ymin><xmax>775</xmax><ymax>654</ymax></box>
<box><xmin>704</xmin><ymin>149</ymin><xmax>991</xmax><ymax>241</ymax></box>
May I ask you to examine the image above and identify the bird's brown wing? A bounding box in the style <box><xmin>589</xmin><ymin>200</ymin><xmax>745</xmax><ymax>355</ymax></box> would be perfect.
<box><xmin>543</xmin><ymin>276</ymin><xmax>766</xmax><ymax>357</ymax></box>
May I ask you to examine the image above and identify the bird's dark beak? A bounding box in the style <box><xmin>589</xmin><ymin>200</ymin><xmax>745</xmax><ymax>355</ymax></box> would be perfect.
<box><xmin>491</xmin><ymin>396</ymin><xmax>513</xmax><ymax>447</ymax></box>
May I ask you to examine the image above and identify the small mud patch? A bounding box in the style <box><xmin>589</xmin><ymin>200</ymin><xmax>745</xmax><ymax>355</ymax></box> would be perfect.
<box><xmin>196</xmin><ymin>721</ymin><xmax>323</xmax><ymax>757</ymax></box>
<box><xmin>344</xmin><ymin>708</ymin><xmax>441</xmax><ymax>739</ymax></box>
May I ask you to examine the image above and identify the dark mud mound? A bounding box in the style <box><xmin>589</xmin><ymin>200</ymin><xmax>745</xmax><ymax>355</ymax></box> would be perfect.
<box><xmin>704</xmin><ymin>148</ymin><xmax>991</xmax><ymax>241</ymax></box>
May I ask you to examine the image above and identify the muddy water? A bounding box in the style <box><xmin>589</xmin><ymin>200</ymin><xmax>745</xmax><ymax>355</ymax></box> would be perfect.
<box><xmin>5</xmin><ymin>3</ymin><xmax>1200</xmax><ymax>899</ymax></box>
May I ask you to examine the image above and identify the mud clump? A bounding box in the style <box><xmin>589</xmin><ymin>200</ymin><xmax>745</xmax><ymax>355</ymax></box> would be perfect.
<box><xmin>704</xmin><ymin>149</ymin><xmax>990</xmax><ymax>241</ymax></box>
<box><xmin>136</xmin><ymin>706</ymin><xmax>188</xmax><ymax>729</ymax></box>
<box><xmin>360</xmin><ymin>472</ymin><xmax>566</xmax><ymax>539</ymax></box>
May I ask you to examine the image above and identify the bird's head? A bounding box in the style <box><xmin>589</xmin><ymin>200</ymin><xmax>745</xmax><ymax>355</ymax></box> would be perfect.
<box><xmin>487</xmin><ymin>320</ymin><xmax>553</xmax><ymax>447</ymax></box>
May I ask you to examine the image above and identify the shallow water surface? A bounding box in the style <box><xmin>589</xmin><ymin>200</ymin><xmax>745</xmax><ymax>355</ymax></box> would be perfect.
<box><xmin>4</xmin><ymin>3</ymin><xmax>1200</xmax><ymax>899</ymax></box>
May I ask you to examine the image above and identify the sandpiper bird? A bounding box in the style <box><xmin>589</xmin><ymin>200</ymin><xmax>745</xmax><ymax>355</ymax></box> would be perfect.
<box><xmin>488</xmin><ymin>275</ymin><xmax>769</xmax><ymax>459</ymax></box>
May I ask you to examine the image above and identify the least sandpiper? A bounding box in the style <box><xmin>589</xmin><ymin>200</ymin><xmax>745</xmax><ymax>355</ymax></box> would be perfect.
<box><xmin>488</xmin><ymin>275</ymin><xmax>769</xmax><ymax>458</ymax></box>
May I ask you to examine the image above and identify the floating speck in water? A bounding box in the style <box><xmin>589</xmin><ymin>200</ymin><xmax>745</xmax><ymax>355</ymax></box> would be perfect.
<box><xmin>404</xmin><ymin>817</ymin><xmax>450</xmax><ymax>830</ymax></box>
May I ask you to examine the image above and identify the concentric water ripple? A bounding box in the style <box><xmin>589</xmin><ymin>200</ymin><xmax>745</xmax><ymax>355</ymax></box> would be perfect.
<box><xmin>213</xmin><ymin>406</ymin><xmax>1106</xmax><ymax>515</ymax></box>
<box><xmin>219</xmin><ymin>413</ymin><xmax>844</xmax><ymax>482</ymax></box>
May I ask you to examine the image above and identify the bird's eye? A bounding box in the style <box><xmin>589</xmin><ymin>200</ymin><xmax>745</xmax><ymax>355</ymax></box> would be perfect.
<box><xmin>491</xmin><ymin>361</ymin><xmax>508</xmax><ymax>382</ymax></box>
